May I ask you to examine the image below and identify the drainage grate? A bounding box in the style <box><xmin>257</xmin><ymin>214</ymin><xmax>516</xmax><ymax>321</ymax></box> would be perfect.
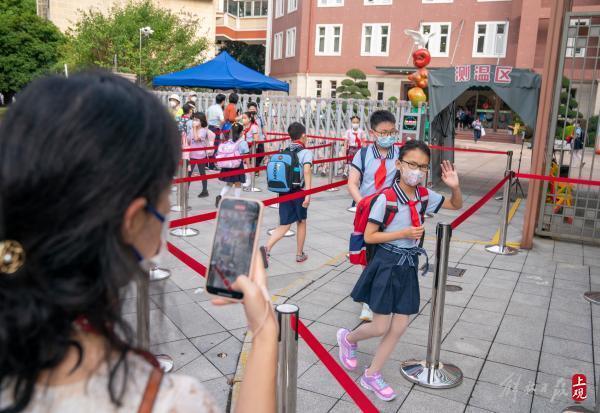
<box><xmin>424</xmin><ymin>265</ymin><xmax>466</xmax><ymax>277</ymax></box>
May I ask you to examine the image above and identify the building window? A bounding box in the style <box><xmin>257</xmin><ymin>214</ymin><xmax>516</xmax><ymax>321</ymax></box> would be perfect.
<box><xmin>316</xmin><ymin>80</ymin><xmax>322</xmax><ymax>97</ymax></box>
<box><xmin>422</xmin><ymin>0</ymin><xmax>453</xmax><ymax>3</ymax></box>
<box><xmin>364</xmin><ymin>0</ymin><xmax>392</xmax><ymax>4</ymax></box>
<box><xmin>226</xmin><ymin>0</ymin><xmax>268</xmax><ymax>17</ymax></box>
<box><xmin>361</xmin><ymin>24</ymin><xmax>390</xmax><ymax>56</ymax></box>
<box><xmin>420</xmin><ymin>22</ymin><xmax>451</xmax><ymax>57</ymax></box>
<box><xmin>318</xmin><ymin>0</ymin><xmax>343</xmax><ymax>7</ymax></box>
<box><xmin>273</xmin><ymin>32</ymin><xmax>283</xmax><ymax>60</ymax></box>
<box><xmin>315</xmin><ymin>25</ymin><xmax>342</xmax><ymax>56</ymax></box>
<box><xmin>288</xmin><ymin>0</ymin><xmax>298</xmax><ymax>12</ymax></box>
<box><xmin>566</xmin><ymin>18</ymin><xmax>590</xmax><ymax>58</ymax></box>
<box><xmin>377</xmin><ymin>82</ymin><xmax>384</xmax><ymax>100</ymax></box>
<box><xmin>472</xmin><ymin>21</ymin><xmax>509</xmax><ymax>58</ymax></box>
<box><xmin>275</xmin><ymin>0</ymin><xmax>284</xmax><ymax>18</ymax></box>
<box><xmin>330</xmin><ymin>80</ymin><xmax>337</xmax><ymax>98</ymax></box>
<box><xmin>285</xmin><ymin>27</ymin><xmax>296</xmax><ymax>57</ymax></box>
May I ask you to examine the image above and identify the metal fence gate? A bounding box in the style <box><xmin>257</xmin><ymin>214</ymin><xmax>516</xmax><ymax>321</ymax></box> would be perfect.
<box><xmin>153</xmin><ymin>91</ymin><xmax>426</xmax><ymax>141</ymax></box>
<box><xmin>537</xmin><ymin>11</ymin><xmax>600</xmax><ymax>244</ymax></box>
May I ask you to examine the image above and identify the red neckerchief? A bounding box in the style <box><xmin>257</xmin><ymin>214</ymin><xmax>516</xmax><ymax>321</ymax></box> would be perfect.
<box><xmin>353</xmin><ymin>131</ymin><xmax>362</xmax><ymax>148</ymax></box>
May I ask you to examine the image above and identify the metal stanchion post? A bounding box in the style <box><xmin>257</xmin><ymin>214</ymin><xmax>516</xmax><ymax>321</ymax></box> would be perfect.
<box><xmin>326</xmin><ymin>143</ymin><xmax>339</xmax><ymax>192</ymax></box>
<box><xmin>149</xmin><ymin>265</ymin><xmax>171</xmax><ymax>281</ymax></box>
<box><xmin>400</xmin><ymin>223</ymin><xmax>463</xmax><ymax>388</ymax></box>
<box><xmin>276</xmin><ymin>304</ymin><xmax>299</xmax><ymax>413</ymax></box>
<box><xmin>170</xmin><ymin>159</ymin><xmax>189</xmax><ymax>212</ymax></box>
<box><xmin>248</xmin><ymin>142</ymin><xmax>262</xmax><ymax>193</ymax></box>
<box><xmin>170</xmin><ymin>159</ymin><xmax>199</xmax><ymax>237</ymax></box>
<box><xmin>486</xmin><ymin>151</ymin><xmax>518</xmax><ymax>255</ymax></box>
<box><xmin>137</xmin><ymin>272</ymin><xmax>173</xmax><ymax>372</ymax></box>
<box><xmin>494</xmin><ymin>151</ymin><xmax>513</xmax><ymax>201</ymax></box>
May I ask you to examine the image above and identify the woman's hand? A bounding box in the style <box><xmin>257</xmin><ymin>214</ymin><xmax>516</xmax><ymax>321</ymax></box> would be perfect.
<box><xmin>441</xmin><ymin>160</ymin><xmax>459</xmax><ymax>189</ymax></box>
<box><xmin>212</xmin><ymin>249</ymin><xmax>276</xmax><ymax>337</ymax></box>
<box><xmin>402</xmin><ymin>225</ymin><xmax>424</xmax><ymax>240</ymax></box>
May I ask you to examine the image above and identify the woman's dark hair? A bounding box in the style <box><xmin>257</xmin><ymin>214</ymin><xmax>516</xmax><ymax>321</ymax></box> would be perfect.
<box><xmin>193</xmin><ymin>112</ymin><xmax>208</xmax><ymax>128</ymax></box>
<box><xmin>229</xmin><ymin>93</ymin><xmax>239</xmax><ymax>104</ymax></box>
<box><xmin>0</xmin><ymin>71</ymin><xmax>180</xmax><ymax>412</ymax></box>
<box><xmin>399</xmin><ymin>139</ymin><xmax>431</xmax><ymax>161</ymax></box>
<box><xmin>182</xmin><ymin>102</ymin><xmax>195</xmax><ymax>115</ymax></box>
<box><xmin>243</xmin><ymin>111</ymin><xmax>256</xmax><ymax>124</ymax></box>
<box><xmin>231</xmin><ymin>122</ymin><xmax>244</xmax><ymax>142</ymax></box>
<box><xmin>351</xmin><ymin>115</ymin><xmax>360</xmax><ymax>122</ymax></box>
<box><xmin>247</xmin><ymin>101</ymin><xmax>258</xmax><ymax>109</ymax></box>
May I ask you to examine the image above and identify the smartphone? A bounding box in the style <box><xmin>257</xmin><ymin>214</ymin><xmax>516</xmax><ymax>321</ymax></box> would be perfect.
<box><xmin>206</xmin><ymin>197</ymin><xmax>263</xmax><ymax>300</ymax></box>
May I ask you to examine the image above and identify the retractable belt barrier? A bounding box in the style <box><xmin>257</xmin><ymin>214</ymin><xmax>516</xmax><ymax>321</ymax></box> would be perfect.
<box><xmin>187</xmin><ymin>143</ymin><xmax>332</xmax><ymax>165</ymax></box>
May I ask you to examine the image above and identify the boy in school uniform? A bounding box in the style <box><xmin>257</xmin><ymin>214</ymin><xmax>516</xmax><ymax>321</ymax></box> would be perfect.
<box><xmin>265</xmin><ymin>122</ymin><xmax>313</xmax><ymax>263</ymax></box>
<box><xmin>347</xmin><ymin>110</ymin><xmax>401</xmax><ymax>322</ymax></box>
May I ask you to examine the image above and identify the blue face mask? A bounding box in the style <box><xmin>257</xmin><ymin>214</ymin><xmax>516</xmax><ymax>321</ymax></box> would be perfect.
<box><xmin>377</xmin><ymin>135</ymin><xmax>396</xmax><ymax>148</ymax></box>
<box><xmin>132</xmin><ymin>204</ymin><xmax>168</xmax><ymax>271</ymax></box>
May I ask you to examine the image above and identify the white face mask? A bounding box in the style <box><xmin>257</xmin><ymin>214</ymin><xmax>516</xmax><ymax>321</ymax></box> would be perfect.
<box><xmin>190</xmin><ymin>96</ymin><xmax>197</xmax><ymax>102</ymax></box>
<box><xmin>400</xmin><ymin>168</ymin><xmax>425</xmax><ymax>187</ymax></box>
<box><xmin>351</xmin><ymin>123</ymin><xmax>360</xmax><ymax>130</ymax></box>
<box><xmin>169</xmin><ymin>100</ymin><xmax>178</xmax><ymax>108</ymax></box>
<box><xmin>192</xmin><ymin>119</ymin><xmax>201</xmax><ymax>127</ymax></box>
<box><xmin>133</xmin><ymin>206</ymin><xmax>169</xmax><ymax>272</ymax></box>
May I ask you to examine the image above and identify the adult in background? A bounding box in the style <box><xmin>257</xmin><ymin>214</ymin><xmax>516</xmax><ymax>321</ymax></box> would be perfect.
<box><xmin>207</xmin><ymin>93</ymin><xmax>226</xmax><ymax>170</ymax></box>
<box><xmin>472</xmin><ymin>117</ymin><xmax>482</xmax><ymax>143</ymax></box>
<box><xmin>168</xmin><ymin>93</ymin><xmax>183</xmax><ymax>118</ymax></box>
<box><xmin>188</xmin><ymin>112</ymin><xmax>215</xmax><ymax>198</ymax></box>
<box><xmin>224</xmin><ymin>93</ymin><xmax>240</xmax><ymax>124</ymax></box>
<box><xmin>0</xmin><ymin>71</ymin><xmax>276</xmax><ymax>413</ymax></box>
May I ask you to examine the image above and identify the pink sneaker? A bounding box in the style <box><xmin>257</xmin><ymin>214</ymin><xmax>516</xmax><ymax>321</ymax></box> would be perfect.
<box><xmin>359</xmin><ymin>370</ymin><xmax>397</xmax><ymax>401</ymax></box>
<box><xmin>336</xmin><ymin>328</ymin><xmax>357</xmax><ymax>371</ymax></box>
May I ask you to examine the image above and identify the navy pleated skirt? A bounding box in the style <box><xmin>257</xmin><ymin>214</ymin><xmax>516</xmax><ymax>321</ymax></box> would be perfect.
<box><xmin>351</xmin><ymin>246</ymin><xmax>420</xmax><ymax>315</ymax></box>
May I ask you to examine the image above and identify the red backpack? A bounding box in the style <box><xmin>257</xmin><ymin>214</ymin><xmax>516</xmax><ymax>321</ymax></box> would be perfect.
<box><xmin>348</xmin><ymin>185</ymin><xmax>429</xmax><ymax>266</ymax></box>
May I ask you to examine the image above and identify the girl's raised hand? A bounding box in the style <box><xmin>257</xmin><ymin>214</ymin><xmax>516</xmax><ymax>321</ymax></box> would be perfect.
<box><xmin>441</xmin><ymin>160</ymin><xmax>459</xmax><ymax>189</ymax></box>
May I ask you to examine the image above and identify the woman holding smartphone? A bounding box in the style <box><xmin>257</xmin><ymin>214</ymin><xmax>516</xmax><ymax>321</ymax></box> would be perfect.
<box><xmin>0</xmin><ymin>72</ymin><xmax>277</xmax><ymax>413</ymax></box>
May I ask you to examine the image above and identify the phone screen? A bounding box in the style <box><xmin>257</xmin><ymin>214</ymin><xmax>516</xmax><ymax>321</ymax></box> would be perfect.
<box><xmin>206</xmin><ymin>198</ymin><xmax>261</xmax><ymax>299</ymax></box>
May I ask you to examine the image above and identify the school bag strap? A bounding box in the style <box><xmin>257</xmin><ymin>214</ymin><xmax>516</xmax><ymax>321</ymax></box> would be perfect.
<box><xmin>380</xmin><ymin>187</ymin><xmax>399</xmax><ymax>229</ymax></box>
<box><xmin>417</xmin><ymin>185</ymin><xmax>429</xmax><ymax>248</ymax></box>
<box><xmin>358</xmin><ymin>146</ymin><xmax>369</xmax><ymax>186</ymax></box>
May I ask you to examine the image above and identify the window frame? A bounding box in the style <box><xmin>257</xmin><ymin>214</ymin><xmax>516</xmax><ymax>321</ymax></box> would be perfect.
<box><xmin>566</xmin><ymin>18</ymin><xmax>590</xmax><ymax>58</ymax></box>
<box><xmin>330</xmin><ymin>80</ymin><xmax>338</xmax><ymax>98</ymax></box>
<box><xmin>317</xmin><ymin>0</ymin><xmax>344</xmax><ymax>7</ymax></box>
<box><xmin>287</xmin><ymin>0</ymin><xmax>298</xmax><ymax>13</ymax></box>
<box><xmin>316</xmin><ymin>80</ymin><xmax>323</xmax><ymax>98</ymax></box>
<box><xmin>376</xmin><ymin>82</ymin><xmax>384</xmax><ymax>101</ymax></box>
<box><xmin>315</xmin><ymin>24</ymin><xmax>343</xmax><ymax>56</ymax></box>
<box><xmin>364</xmin><ymin>0</ymin><xmax>392</xmax><ymax>5</ymax></box>
<box><xmin>360</xmin><ymin>23</ymin><xmax>390</xmax><ymax>57</ymax></box>
<box><xmin>285</xmin><ymin>27</ymin><xmax>296</xmax><ymax>58</ymax></box>
<box><xmin>471</xmin><ymin>21</ymin><xmax>509</xmax><ymax>58</ymax></box>
<box><xmin>275</xmin><ymin>0</ymin><xmax>284</xmax><ymax>18</ymax></box>
<box><xmin>420</xmin><ymin>22</ymin><xmax>451</xmax><ymax>58</ymax></box>
<box><xmin>273</xmin><ymin>32</ymin><xmax>284</xmax><ymax>60</ymax></box>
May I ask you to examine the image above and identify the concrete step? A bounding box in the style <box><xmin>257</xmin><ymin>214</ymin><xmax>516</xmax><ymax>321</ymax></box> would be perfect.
<box><xmin>455</xmin><ymin>130</ymin><xmax>517</xmax><ymax>144</ymax></box>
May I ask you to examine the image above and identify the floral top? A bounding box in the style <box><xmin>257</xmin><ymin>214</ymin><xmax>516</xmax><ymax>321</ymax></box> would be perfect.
<box><xmin>0</xmin><ymin>353</ymin><xmax>221</xmax><ymax>413</ymax></box>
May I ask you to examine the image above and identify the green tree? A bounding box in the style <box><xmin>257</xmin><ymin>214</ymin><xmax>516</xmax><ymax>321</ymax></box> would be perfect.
<box><xmin>219</xmin><ymin>41</ymin><xmax>265</xmax><ymax>73</ymax></box>
<box><xmin>336</xmin><ymin>69</ymin><xmax>370</xmax><ymax>99</ymax></box>
<box><xmin>555</xmin><ymin>76</ymin><xmax>584</xmax><ymax>140</ymax></box>
<box><xmin>0</xmin><ymin>0</ymin><xmax>64</xmax><ymax>100</ymax></box>
<box><xmin>60</xmin><ymin>0</ymin><xmax>209</xmax><ymax>85</ymax></box>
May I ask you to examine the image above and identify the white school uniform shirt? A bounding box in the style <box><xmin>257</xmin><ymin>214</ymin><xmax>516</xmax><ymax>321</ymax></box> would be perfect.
<box><xmin>243</xmin><ymin>124</ymin><xmax>260</xmax><ymax>143</ymax></box>
<box><xmin>350</xmin><ymin>145</ymin><xmax>399</xmax><ymax>197</ymax></box>
<box><xmin>368</xmin><ymin>181</ymin><xmax>445</xmax><ymax>248</ymax></box>
<box><xmin>344</xmin><ymin>129</ymin><xmax>366</xmax><ymax>147</ymax></box>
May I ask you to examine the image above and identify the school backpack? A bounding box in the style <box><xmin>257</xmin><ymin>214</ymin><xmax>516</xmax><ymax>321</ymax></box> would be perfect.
<box><xmin>216</xmin><ymin>140</ymin><xmax>242</xmax><ymax>169</ymax></box>
<box><xmin>266</xmin><ymin>147</ymin><xmax>302</xmax><ymax>193</ymax></box>
<box><xmin>348</xmin><ymin>185</ymin><xmax>429</xmax><ymax>266</ymax></box>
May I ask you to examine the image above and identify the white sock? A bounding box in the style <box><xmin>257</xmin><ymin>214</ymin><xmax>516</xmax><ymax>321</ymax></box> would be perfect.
<box><xmin>244</xmin><ymin>174</ymin><xmax>251</xmax><ymax>185</ymax></box>
<box><xmin>220</xmin><ymin>186</ymin><xmax>230</xmax><ymax>197</ymax></box>
<box><xmin>234</xmin><ymin>187</ymin><xmax>242</xmax><ymax>198</ymax></box>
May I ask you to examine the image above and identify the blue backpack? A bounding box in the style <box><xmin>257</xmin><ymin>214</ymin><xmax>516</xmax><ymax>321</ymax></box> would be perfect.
<box><xmin>267</xmin><ymin>147</ymin><xmax>302</xmax><ymax>193</ymax></box>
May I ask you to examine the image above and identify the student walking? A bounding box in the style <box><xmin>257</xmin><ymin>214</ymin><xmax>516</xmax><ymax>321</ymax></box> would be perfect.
<box><xmin>347</xmin><ymin>110</ymin><xmax>402</xmax><ymax>322</ymax></box>
<box><xmin>338</xmin><ymin>140</ymin><xmax>463</xmax><ymax>401</ymax></box>
<box><xmin>241</xmin><ymin>111</ymin><xmax>262</xmax><ymax>189</ymax></box>
<box><xmin>188</xmin><ymin>112</ymin><xmax>215</xmax><ymax>198</ymax></box>
<box><xmin>207</xmin><ymin>94</ymin><xmax>226</xmax><ymax>170</ymax></box>
<box><xmin>265</xmin><ymin>122</ymin><xmax>313</xmax><ymax>263</ymax></box>
<box><xmin>343</xmin><ymin>116</ymin><xmax>366</xmax><ymax>178</ymax></box>
<box><xmin>472</xmin><ymin>118</ymin><xmax>482</xmax><ymax>142</ymax></box>
<box><xmin>215</xmin><ymin>123</ymin><xmax>249</xmax><ymax>207</ymax></box>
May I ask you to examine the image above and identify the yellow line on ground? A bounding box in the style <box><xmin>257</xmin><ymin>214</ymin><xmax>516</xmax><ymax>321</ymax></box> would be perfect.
<box><xmin>490</xmin><ymin>198</ymin><xmax>522</xmax><ymax>245</ymax></box>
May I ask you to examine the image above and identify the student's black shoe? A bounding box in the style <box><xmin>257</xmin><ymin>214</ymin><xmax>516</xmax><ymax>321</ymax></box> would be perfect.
<box><xmin>198</xmin><ymin>191</ymin><xmax>209</xmax><ymax>198</ymax></box>
<box><xmin>215</xmin><ymin>195</ymin><xmax>222</xmax><ymax>208</ymax></box>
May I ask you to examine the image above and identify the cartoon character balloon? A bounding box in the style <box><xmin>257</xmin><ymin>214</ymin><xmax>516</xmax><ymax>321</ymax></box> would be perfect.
<box><xmin>404</xmin><ymin>29</ymin><xmax>434</xmax><ymax>108</ymax></box>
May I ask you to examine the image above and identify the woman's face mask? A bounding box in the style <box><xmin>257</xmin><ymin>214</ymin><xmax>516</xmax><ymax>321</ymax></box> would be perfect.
<box><xmin>351</xmin><ymin>123</ymin><xmax>360</xmax><ymax>130</ymax></box>
<box><xmin>132</xmin><ymin>204</ymin><xmax>169</xmax><ymax>272</ymax></box>
<box><xmin>400</xmin><ymin>167</ymin><xmax>425</xmax><ymax>187</ymax></box>
<box><xmin>190</xmin><ymin>96</ymin><xmax>197</xmax><ymax>103</ymax></box>
<box><xmin>169</xmin><ymin>100</ymin><xmax>178</xmax><ymax>108</ymax></box>
<box><xmin>192</xmin><ymin>119</ymin><xmax>201</xmax><ymax>127</ymax></box>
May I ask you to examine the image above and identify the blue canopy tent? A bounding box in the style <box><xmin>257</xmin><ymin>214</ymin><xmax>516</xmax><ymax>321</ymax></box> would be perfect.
<box><xmin>153</xmin><ymin>51</ymin><xmax>289</xmax><ymax>92</ymax></box>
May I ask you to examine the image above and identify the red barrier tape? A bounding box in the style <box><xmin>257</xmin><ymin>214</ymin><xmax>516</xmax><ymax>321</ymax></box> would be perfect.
<box><xmin>313</xmin><ymin>156</ymin><xmax>352</xmax><ymax>165</ymax></box>
<box><xmin>363</xmin><ymin>140</ymin><xmax>508</xmax><ymax>156</ymax></box>
<box><xmin>266</xmin><ymin>132</ymin><xmax>347</xmax><ymax>142</ymax></box>
<box><xmin>182</xmin><ymin>146</ymin><xmax>217</xmax><ymax>153</ymax></box>
<box><xmin>450</xmin><ymin>175</ymin><xmax>510</xmax><ymax>229</ymax></box>
<box><xmin>170</xmin><ymin>180</ymin><xmax>348</xmax><ymax>228</ymax></box>
<box><xmin>188</xmin><ymin>144</ymin><xmax>332</xmax><ymax>165</ymax></box>
<box><xmin>291</xmin><ymin>316</ymin><xmax>379</xmax><ymax>413</ymax></box>
<box><xmin>166</xmin><ymin>242</ymin><xmax>207</xmax><ymax>276</ymax></box>
<box><xmin>174</xmin><ymin>166</ymin><xmax>266</xmax><ymax>184</ymax></box>
<box><xmin>516</xmin><ymin>172</ymin><xmax>600</xmax><ymax>187</ymax></box>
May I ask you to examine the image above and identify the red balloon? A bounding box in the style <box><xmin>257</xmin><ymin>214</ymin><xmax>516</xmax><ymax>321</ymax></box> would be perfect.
<box><xmin>413</xmin><ymin>48</ymin><xmax>431</xmax><ymax>68</ymax></box>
